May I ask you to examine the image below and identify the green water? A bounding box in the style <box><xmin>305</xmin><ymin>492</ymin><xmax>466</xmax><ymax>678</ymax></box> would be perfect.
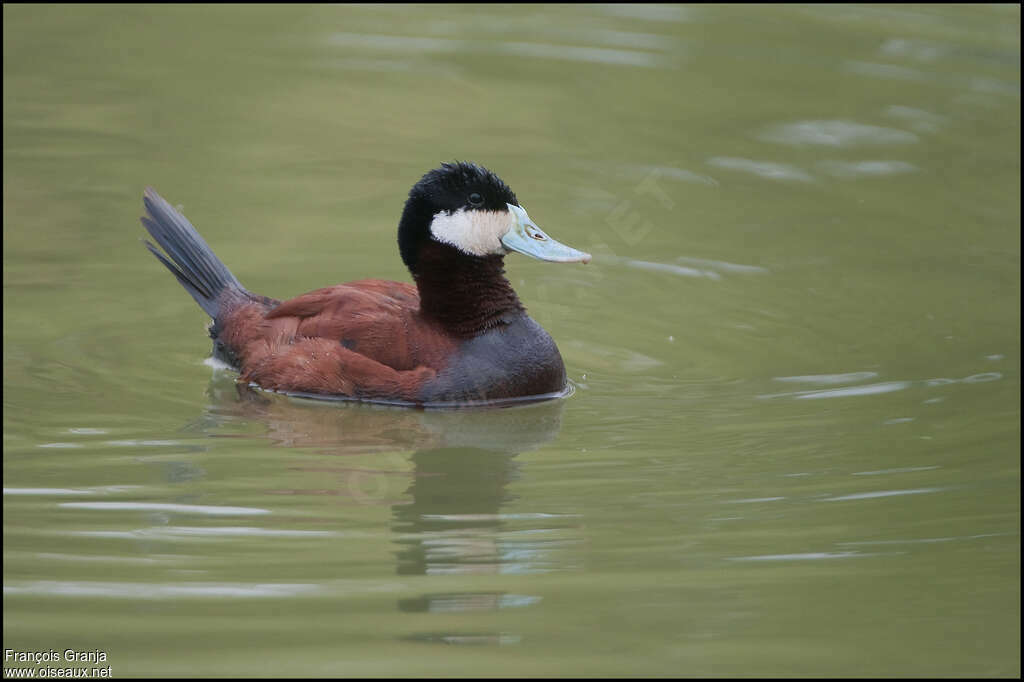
<box><xmin>3</xmin><ymin>4</ymin><xmax>1019</xmax><ymax>677</ymax></box>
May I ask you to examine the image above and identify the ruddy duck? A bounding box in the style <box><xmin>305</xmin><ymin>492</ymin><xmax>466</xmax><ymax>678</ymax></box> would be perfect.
<box><xmin>141</xmin><ymin>161</ymin><xmax>590</xmax><ymax>406</ymax></box>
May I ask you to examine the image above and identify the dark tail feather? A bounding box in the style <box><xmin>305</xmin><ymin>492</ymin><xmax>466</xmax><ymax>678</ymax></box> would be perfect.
<box><xmin>140</xmin><ymin>187</ymin><xmax>245</xmax><ymax>319</ymax></box>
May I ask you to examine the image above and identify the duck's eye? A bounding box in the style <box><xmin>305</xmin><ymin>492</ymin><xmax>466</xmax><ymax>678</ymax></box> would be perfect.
<box><xmin>468</xmin><ymin>192</ymin><xmax>484</xmax><ymax>207</ymax></box>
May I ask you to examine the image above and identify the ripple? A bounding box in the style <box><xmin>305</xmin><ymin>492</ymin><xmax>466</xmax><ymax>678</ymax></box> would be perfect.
<box><xmin>497</xmin><ymin>41</ymin><xmax>665</xmax><ymax>68</ymax></box>
<box><xmin>402</xmin><ymin>632</ymin><xmax>522</xmax><ymax>646</ymax></box>
<box><xmin>674</xmin><ymin>256</ymin><xmax>768</xmax><ymax>274</ymax></box>
<box><xmin>729</xmin><ymin>551</ymin><xmax>866</xmax><ymax>562</ymax></box>
<box><xmin>884</xmin><ymin>105</ymin><xmax>947</xmax><ymax>133</ymax></box>
<box><xmin>403</xmin><ymin>592</ymin><xmax>542</xmax><ymax>613</ymax></box>
<box><xmin>323</xmin><ymin>57</ymin><xmax>451</xmax><ymax>74</ymax></box>
<box><xmin>425</xmin><ymin>18</ymin><xmax>677</xmax><ymax>52</ymax></box>
<box><xmin>798</xmin><ymin>382</ymin><xmax>911</xmax><ymax>399</ymax></box>
<box><xmin>963</xmin><ymin>372</ymin><xmax>1002</xmax><ymax>383</ymax></box>
<box><xmin>846</xmin><ymin>63</ymin><xmax>1019</xmax><ymax>97</ymax></box>
<box><xmin>5</xmin><ymin>488</ymin><xmax>92</xmax><ymax>496</ymax></box>
<box><xmin>4</xmin><ymin>485</ymin><xmax>140</xmax><ymax>496</ymax></box>
<box><xmin>773</xmin><ymin>371</ymin><xmax>878</xmax><ymax>385</ymax></box>
<box><xmin>58</xmin><ymin>502</ymin><xmax>270</xmax><ymax>516</ymax></box>
<box><xmin>817</xmin><ymin>160</ymin><xmax>918</xmax><ymax>178</ymax></box>
<box><xmin>598</xmin><ymin>4</ymin><xmax>692</xmax><ymax>22</ymax></box>
<box><xmin>880</xmin><ymin>37</ymin><xmax>951</xmax><ymax>62</ymax></box>
<box><xmin>30</xmin><ymin>552</ymin><xmax>177</xmax><ymax>564</ymax></box>
<box><xmin>823</xmin><ymin>488</ymin><xmax>943</xmax><ymax>502</ymax></box>
<box><xmin>845</xmin><ymin>60</ymin><xmax>931</xmax><ymax>83</ymax></box>
<box><xmin>105</xmin><ymin>439</ymin><xmax>182</xmax><ymax>447</ymax></box>
<box><xmin>853</xmin><ymin>466</ymin><xmax>939</xmax><ymax>476</ymax></box>
<box><xmin>706</xmin><ymin>157</ymin><xmax>813</xmax><ymax>182</ymax></box>
<box><xmin>203</xmin><ymin>356</ymin><xmax>235</xmax><ymax>371</ymax></box>
<box><xmin>66</xmin><ymin>526</ymin><xmax>341</xmax><ymax>540</ymax></box>
<box><xmin>622</xmin><ymin>259</ymin><xmax>721</xmax><ymax>279</ymax></box>
<box><xmin>759</xmin><ymin>120</ymin><xmax>919</xmax><ymax>147</ymax></box>
<box><xmin>626</xmin><ymin>164</ymin><xmax>719</xmax><ymax>186</ymax></box>
<box><xmin>969</xmin><ymin>76</ymin><xmax>1019</xmax><ymax>96</ymax></box>
<box><xmin>759</xmin><ymin>381</ymin><xmax>911</xmax><ymax>400</ymax></box>
<box><xmin>564</xmin><ymin>339</ymin><xmax>663</xmax><ymax>372</ymax></box>
<box><xmin>420</xmin><ymin>512</ymin><xmax>577</xmax><ymax>522</ymax></box>
<box><xmin>152</xmin><ymin>526</ymin><xmax>336</xmax><ymax>537</ymax></box>
<box><xmin>327</xmin><ymin>32</ymin><xmax>668</xmax><ymax>68</ymax></box>
<box><xmin>606</xmin><ymin>253</ymin><xmax>767</xmax><ymax>279</ymax></box>
<box><xmin>760</xmin><ymin>369</ymin><xmax>1006</xmax><ymax>400</ymax></box>
<box><xmin>839</xmin><ymin>532</ymin><xmax>1016</xmax><ymax>547</ymax></box>
<box><xmin>3</xmin><ymin>580</ymin><xmax>318</xmax><ymax>599</ymax></box>
<box><xmin>327</xmin><ymin>32</ymin><xmax>454</xmax><ymax>52</ymax></box>
<box><xmin>544</xmin><ymin>28</ymin><xmax>675</xmax><ymax>52</ymax></box>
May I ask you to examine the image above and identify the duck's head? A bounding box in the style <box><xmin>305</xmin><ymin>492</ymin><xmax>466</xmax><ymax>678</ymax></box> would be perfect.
<box><xmin>398</xmin><ymin>161</ymin><xmax>590</xmax><ymax>276</ymax></box>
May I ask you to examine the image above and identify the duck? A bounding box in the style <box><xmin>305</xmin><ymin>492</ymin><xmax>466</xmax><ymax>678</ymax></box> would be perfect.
<box><xmin>141</xmin><ymin>161</ymin><xmax>591</xmax><ymax>407</ymax></box>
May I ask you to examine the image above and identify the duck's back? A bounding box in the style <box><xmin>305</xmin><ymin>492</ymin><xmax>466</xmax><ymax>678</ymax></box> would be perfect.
<box><xmin>217</xmin><ymin>278</ymin><xmax>451</xmax><ymax>371</ymax></box>
<box><xmin>264</xmin><ymin>279</ymin><xmax>452</xmax><ymax>371</ymax></box>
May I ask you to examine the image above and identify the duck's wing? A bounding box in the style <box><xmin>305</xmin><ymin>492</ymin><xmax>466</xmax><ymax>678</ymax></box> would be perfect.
<box><xmin>238</xmin><ymin>335</ymin><xmax>439</xmax><ymax>403</ymax></box>
<box><xmin>263</xmin><ymin>280</ymin><xmax>450</xmax><ymax>370</ymax></box>
<box><xmin>218</xmin><ymin>279</ymin><xmax>454</xmax><ymax>402</ymax></box>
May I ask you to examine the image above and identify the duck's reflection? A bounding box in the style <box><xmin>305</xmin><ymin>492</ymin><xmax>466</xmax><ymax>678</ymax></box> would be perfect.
<box><xmin>392</xmin><ymin>446</ymin><xmax>517</xmax><ymax>577</ymax></box>
<box><xmin>201</xmin><ymin>371</ymin><xmax>563</xmax><ymax>455</ymax></box>
<box><xmin>200</xmin><ymin>372</ymin><xmax>568</xmax><ymax>640</ymax></box>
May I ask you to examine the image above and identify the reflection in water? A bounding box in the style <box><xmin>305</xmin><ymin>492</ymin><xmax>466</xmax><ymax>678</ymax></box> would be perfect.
<box><xmin>400</xmin><ymin>632</ymin><xmax>523</xmax><ymax>646</ymax></box>
<box><xmin>386</xmin><ymin>407</ymin><xmax>567</xmax><ymax>642</ymax></box>
<box><xmin>393</xmin><ymin>447</ymin><xmax>517</xmax><ymax>577</ymax></box>
<box><xmin>199</xmin><ymin>371</ymin><xmax>564</xmax><ymax>455</ymax></box>
<box><xmin>399</xmin><ymin>592</ymin><xmax>541</xmax><ymax>613</ymax></box>
<box><xmin>391</xmin><ymin>444</ymin><xmax>564</xmax><ymax>644</ymax></box>
<box><xmin>201</xmin><ymin>373</ymin><xmax>567</xmax><ymax>643</ymax></box>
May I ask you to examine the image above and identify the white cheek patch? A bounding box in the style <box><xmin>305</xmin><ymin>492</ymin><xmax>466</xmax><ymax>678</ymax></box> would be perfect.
<box><xmin>429</xmin><ymin>209</ymin><xmax>512</xmax><ymax>257</ymax></box>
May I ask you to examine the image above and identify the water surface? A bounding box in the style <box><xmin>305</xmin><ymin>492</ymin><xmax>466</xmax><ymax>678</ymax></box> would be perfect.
<box><xmin>4</xmin><ymin>4</ymin><xmax>1020</xmax><ymax>677</ymax></box>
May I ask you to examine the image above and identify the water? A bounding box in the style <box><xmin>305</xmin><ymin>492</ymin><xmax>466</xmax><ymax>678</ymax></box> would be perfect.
<box><xmin>3</xmin><ymin>4</ymin><xmax>1019</xmax><ymax>677</ymax></box>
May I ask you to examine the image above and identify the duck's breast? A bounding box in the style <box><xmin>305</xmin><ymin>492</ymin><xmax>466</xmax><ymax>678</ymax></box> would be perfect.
<box><xmin>420</xmin><ymin>313</ymin><xmax>567</xmax><ymax>404</ymax></box>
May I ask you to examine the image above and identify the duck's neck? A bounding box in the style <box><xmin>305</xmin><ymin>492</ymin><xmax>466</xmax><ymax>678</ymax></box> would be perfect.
<box><xmin>413</xmin><ymin>241</ymin><xmax>524</xmax><ymax>337</ymax></box>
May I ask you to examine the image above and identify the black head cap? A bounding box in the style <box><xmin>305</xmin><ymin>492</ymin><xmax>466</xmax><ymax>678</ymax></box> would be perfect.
<box><xmin>398</xmin><ymin>161</ymin><xmax>518</xmax><ymax>273</ymax></box>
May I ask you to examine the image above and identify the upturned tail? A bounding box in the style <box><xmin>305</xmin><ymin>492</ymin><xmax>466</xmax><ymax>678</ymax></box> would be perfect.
<box><xmin>140</xmin><ymin>187</ymin><xmax>247</xmax><ymax>319</ymax></box>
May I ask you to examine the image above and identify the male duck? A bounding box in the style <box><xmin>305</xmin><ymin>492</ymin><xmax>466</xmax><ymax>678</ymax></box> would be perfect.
<box><xmin>141</xmin><ymin>161</ymin><xmax>590</xmax><ymax>406</ymax></box>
